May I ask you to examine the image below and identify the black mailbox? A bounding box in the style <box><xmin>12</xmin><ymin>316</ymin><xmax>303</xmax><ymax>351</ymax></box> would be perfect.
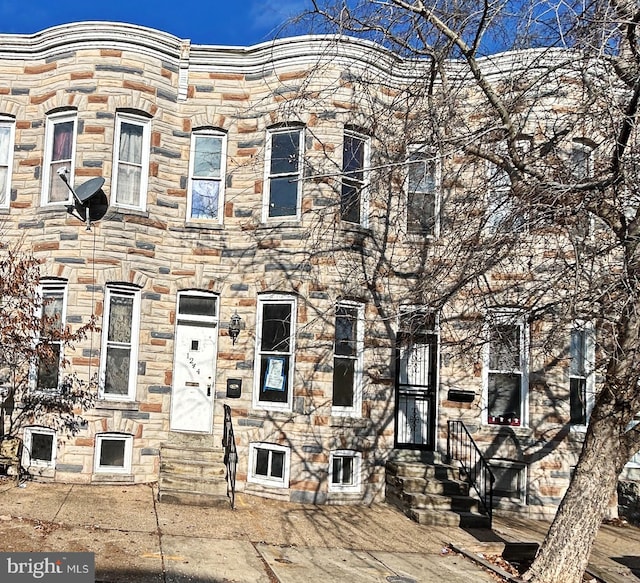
<box><xmin>226</xmin><ymin>378</ymin><xmax>242</xmax><ymax>398</ymax></box>
<box><xmin>447</xmin><ymin>389</ymin><xmax>476</xmax><ymax>403</ymax></box>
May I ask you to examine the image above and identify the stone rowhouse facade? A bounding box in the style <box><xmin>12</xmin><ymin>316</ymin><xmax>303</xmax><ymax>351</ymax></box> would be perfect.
<box><xmin>0</xmin><ymin>22</ymin><xmax>637</xmax><ymax>514</ymax></box>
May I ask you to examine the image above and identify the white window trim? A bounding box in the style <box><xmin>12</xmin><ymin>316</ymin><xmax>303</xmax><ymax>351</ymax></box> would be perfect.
<box><xmin>569</xmin><ymin>320</ymin><xmax>596</xmax><ymax>431</ymax></box>
<box><xmin>482</xmin><ymin>310</ymin><xmax>529</xmax><ymax>427</ymax></box>
<box><xmin>626</xmin><ymin>419</ymin><xmax>640</xmax><ymax>468</ymax></box>
<box><xmin>331</xmin><ymin>300</ymin><xmax>364</xmax><ymax>417</ymax></box>
<box><xmin>22</xmin><ymin>426</ymin><xmax>57</xmax><ymax>469</ymax></box>
<box><xmin>406</xmin><ymin>146</ymin><xmax>441</xmax><ymax>238</ymax></box>
<box><xmin>33</xmin><ymin>278</ymin><xmax>68</xmax><ymax>393</ymax></box>
<box><xmin>341</xmin><ymin>129</ymin><xmax>370</xmax><ymax>228</ymax></box>
<box><xmin>111</xmin><ymin>112</ymin><xmax>151</xmax><ymax>212</ymax></box>
<box><xmin>253</xmin><ymin>294</ymin><xmax>297</xmax><ymax>412</ymax></box>
<box><xmin>0</xmin><ymin>116</ymin><xmax>15</xmax><ymax>209</ymax></box>
<box><xmin>262</xmin><ymin>126</ymin><xmax>304</xmax><ymax>222</ymax></box>
<box><xmin>94</xmin><ymin>433</ymin><xmax>133</xmax><ymax>474</ymax></box>
<box><xmin>247</xmin><ymin>442</ymin><xmax>290</xmax><ymax>488</ymax></box>
<box><xmin>187</xmin><ymin>129</ymin><xmax>227</xmax><ymax>224</ymax></box>
<box><xmin>41</xmin><ymin>111</ymin><xmax>77</xmax><ymax>206</ymax></box>
<box><xmin>328</xmin><ymin>449</ymin><xmax>362</xmax><ymax>493</ymax></box>
<box><xmin>99</xmin><ymin>284</ymin><xmax>141</xmax><ymax>401</ymax></box>
<box><xmin>484</xmin><ymin>138</ymin><xmax>531</xmax><ymax>233</ymax></box>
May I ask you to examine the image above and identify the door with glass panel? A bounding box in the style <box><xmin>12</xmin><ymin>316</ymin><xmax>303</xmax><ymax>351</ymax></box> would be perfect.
<box><xmin>395</xmin><ymin>312</ymin><xmax>438</xmax><ymax>449</ymax></box>
<box><xmin>170</xmin><ymin>292</ymin><xmax>218</xmax><ymax>433</ymax></box>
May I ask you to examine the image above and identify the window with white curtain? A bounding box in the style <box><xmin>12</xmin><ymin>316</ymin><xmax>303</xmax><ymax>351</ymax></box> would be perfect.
<box><xmin>187</xmin><ymin>130</ymin><xmax>226</xmax><ymax>222</ymax></box>
<box><xmin>36</xmin><ymin>279</ymin><xmax>67</xmax><ymax>392</ymax></box>
<box><xmin>99</xmin><ymin>284</ymin><xmax>141</xmax><ymax>401</ymax></box>
<box><xmin>0</xmin><ymin>117</ymin><xmax>15</xmax><ymax>209</ymax></box>
<box><xmin>112</xmin><ymin>113</ymin><xmax>150</xmax><ymax>210</ymax></box>
<box><xmin>41</xmin><ymin>111</ymin><xmax>76</xmax><ymax>205</ymax></box>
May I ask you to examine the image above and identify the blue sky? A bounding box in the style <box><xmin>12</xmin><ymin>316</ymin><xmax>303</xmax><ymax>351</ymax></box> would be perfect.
<box><xmin>0</xmin><ymin>0</ymin><xmax>310</xmax><ymax>46</ymax></box>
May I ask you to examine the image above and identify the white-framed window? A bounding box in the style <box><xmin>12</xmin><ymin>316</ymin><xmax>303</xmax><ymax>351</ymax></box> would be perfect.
<box><xmin>484</xmin><ymin>311</ymin><xmax>528</xmax><ymax>426</ymax></box>
<box><xmin>248</xmin><ymin>442</ymin><xmax>290</xmax><ymax>488</ymax></box>
<box><xmin>187</xmin><ymin>129</ymin><xmax>226</xmax><ymax>222</ymax></box>
<box><xmin>626</xmin><ymin>420</ymin><xmax>640</xmax><ymax>468</ymax></box>
<box><xmin>485</xmin><ymin>138</ymin><xmax>530</xmax><ymax>232</ymax></box>
<box><xmin>328</xmin><ymin>450</ymin><xmax>361</xmax><ymax>493</ymax></box>
<box><xmin>0</xmin><ymin>116</ymin><xmax>15</xmax><ymax>209</ymax></box>
<box><xmin>254</xmin><ymin>294</ymin><xmax>296</xmax><ymax>411</ymax></box>
<box><xmin>22</xmin><ymin>426</ymin><xmax>56</xmax><ymax>469</ymax></box>
<box><xmin>94</xmin><ymin>433</ymin><xmax>133</xmax><ymax>474</ymax></box>
<box><xmin>569</xmin><ymin>321</ymin><xmax>595</xmax><ymax>428</ymax></box>
<box><xmin>263</xmin><ymin>125</ymin><xmax>304</xmax><ymax>221</ymax></box>
<box><xmin>406</xmin><ymin>148</ymin><xmax>439</xmax><ymax>236</ymax></box>
<box><xmin>332</xmin><ymin>301</ymin><xmax>364</xmax><ymax>416</ymax></box>
<box><xmin>99</xmin><ymin>284</ymin><xmax>141</xmax><ymax>401</ymax></box>
<box><xmin>112</xmin><ymin>112</ymin><xmax>151</xmax><ymax>211</ymax></box>
<box><xmin>41</xmin><ymin>111</ymin><xmax>77</xmax><ymax>206</ymax></box>
<box><xmin>489</xmin><ymin>460</ymin><xmax>526</xmax><ymax>503</ymax></box>
<box><xmin>35</xmin><ymin>279</ymin><xmax>67</xmax><ymax>392</ymax></box>
<box><xmin>341</xmin><ymin>128</ymin><xmax>369</xmax><ymax>226</ymax></box>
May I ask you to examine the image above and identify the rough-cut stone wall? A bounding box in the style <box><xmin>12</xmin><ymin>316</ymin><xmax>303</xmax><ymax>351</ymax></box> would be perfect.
<box><xmin>1</xmin><ymin>23</ymin><xmax>636</xmax><ymax>511</ymax></box>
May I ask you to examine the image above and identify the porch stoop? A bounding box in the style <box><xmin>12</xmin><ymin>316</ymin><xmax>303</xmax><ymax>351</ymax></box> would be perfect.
<box><xmin>385</xmin><ymin>452</ymin><xmax>491</xmax><ymax>528</ymax></box>
<box><xmin>158</xmin><ymin>433</ymin><xmax>229</xmax><ymax>507</ymax></box>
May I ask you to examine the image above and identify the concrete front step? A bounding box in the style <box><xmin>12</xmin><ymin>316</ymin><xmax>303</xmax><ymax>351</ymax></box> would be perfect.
<box><xmin>403</xmin><ymin>491</ymin><xmax>481</xmax><ymax>513</ymax></box>
<box><xmin>408</xmin><ymin>508</ymin><xmax>491</xmax><ymax>528</ymax></box>
<box><xmin>386</xmin><ymin>474</ymin><xmax>470</xmax><ymax>496</ymax></box>
<box><xmin>159</xmin><ymin>473</ymin><xmax>228</xmax><ymax>496</ymax></box>
<box><xmin>158</xmin><ymin>440</ymin><xmax>230</xmax><ymax>507</ymax></box>
<box><xmin>160</xmin><ymin>444</ymin><xmax>225</xmax><ymax>464</ymax></box>
<box><xmin>386</xmin><ymin>460</ymin><xmax>461</xmax><ymax>481</ymax></box>
<box><xmin>158</xmin><ymin>488</ymin><xmax>230</xmax><ymax>508</ymax></box>
<box><xmin>160</xmin><ymin>459</ymin><xmax>226</xmax><ymax>479</ymax></box>
<box><xmin>166</xmin><ymin>432</ymin><xmax>221</xmax><ymax>449</ymax></box>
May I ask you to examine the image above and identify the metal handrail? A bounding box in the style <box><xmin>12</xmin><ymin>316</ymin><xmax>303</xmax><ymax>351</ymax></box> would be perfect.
<box><xmin>447</xmin><ymin>420</ymin><xmax>495</xmax><ymax>528</ymax></box>
<box><xmin>222</xmin><ymin>404</ymin><xmax>237</xmax><ymax>509</ymax></box>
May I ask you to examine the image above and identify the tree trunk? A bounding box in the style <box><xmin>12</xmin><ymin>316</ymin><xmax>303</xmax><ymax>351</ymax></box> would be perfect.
<box><xmin>523</xmin><ymin>417</ymin><xmax>626</xmax><ymax>583</ymax></box>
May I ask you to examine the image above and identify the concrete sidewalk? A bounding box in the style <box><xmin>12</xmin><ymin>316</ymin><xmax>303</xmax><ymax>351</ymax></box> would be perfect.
<box><xmin>0</xmin><ymin>481</ymin><xmax>638</xmax><ymax>582</ymax></box>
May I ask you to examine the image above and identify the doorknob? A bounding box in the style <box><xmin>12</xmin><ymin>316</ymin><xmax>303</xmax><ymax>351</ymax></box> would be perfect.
<box><xmin>207</xmin><ymin>384</ymin><xmax>211</xmax><ymax>397</ymax></box>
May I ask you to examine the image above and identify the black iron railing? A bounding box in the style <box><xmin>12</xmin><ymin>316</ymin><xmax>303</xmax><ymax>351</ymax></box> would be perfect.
<box><xmin>222</xmin><ymin>404</ymin><xmax>237</xmax><ymax>509</ymax></box>
<box><xmin>447</xmin><ymin>420</ymin><xmax>495</xmax><ymax>528</ymax></box>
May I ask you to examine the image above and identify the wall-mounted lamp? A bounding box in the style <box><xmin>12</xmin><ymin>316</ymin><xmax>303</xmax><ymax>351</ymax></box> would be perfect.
<box><xmin>229</xmin><ymin>311</ymin><xmax>242</xmax><ymax>345</ymax></box>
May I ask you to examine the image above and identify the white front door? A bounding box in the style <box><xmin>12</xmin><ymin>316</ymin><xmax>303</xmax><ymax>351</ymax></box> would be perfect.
<box><xmin>170</xmin><ymin>292</ymin><xmax>218</xmax><ymax>433</ymax></box>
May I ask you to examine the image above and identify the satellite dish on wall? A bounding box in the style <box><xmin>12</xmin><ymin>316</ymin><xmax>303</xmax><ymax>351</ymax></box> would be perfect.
<box><xmin>58</xmin><ymin>169</ymin><xmax>108</xmax><ymax>230</ymax></box>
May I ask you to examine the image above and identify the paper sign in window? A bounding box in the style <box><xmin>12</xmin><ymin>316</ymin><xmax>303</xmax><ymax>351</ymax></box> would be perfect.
<box><xmin>264</xmin><ymin>357</ymin><xmax>285</xmax><ymax>391</ymax></box>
